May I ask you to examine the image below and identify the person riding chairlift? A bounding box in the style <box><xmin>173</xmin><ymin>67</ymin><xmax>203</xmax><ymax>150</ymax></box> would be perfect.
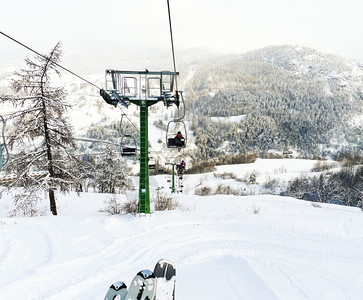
<box><xmin>175</xmin><ymin>131</ymin><xmax>184</xmax><ymax>147</ymax></box>
<box><xmin>176</xmin><ymin>160</ymin><xmax>186</xmax><ymax>176</ymax></box>
<box><xmin>180</xmin><ymin>160</ymin><xmax>186</xmax><ymax>173</ymax></box>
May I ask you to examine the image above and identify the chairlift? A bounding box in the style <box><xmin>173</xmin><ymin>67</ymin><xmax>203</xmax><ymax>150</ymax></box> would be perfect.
<box><xmin>149</xmin><ymin>155</ymin><xmax>156</xmax><ymax>170</ymax></box>
<box><xmin>166</xmin><ymin>120</ymin><xmax>187</xmax><ymax>149</ymax></box>
<box><xmin>120</xmin><ymin>135</ymin><xmax>137</xmax><ymax>156</ymax></box>
<box><xmin>176</xmin><ymin>159</ymin><xmax>186</xmax><ymax>176</ymax></box>
<box><xmin>175</xmin><ymin>154</ymin><xmax>186</xmax><ymax>163</ymax></box>
<box><xmin>165</xmin><ymin>156</ymin><xmax>175</xmax><ymax>165</ymax></box>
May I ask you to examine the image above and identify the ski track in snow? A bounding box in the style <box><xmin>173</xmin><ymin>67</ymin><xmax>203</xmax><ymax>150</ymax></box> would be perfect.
<box><xmin>1</xmin><ymin>186</ymin><xmax>363</xmax><ymax>299</ymax></box>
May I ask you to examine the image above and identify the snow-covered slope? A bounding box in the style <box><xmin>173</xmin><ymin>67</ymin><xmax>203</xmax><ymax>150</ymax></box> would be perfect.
<box><xmin>1</xmin><ymin>160</ymin><xmax>362</xmax><ymax>300</ymax></box>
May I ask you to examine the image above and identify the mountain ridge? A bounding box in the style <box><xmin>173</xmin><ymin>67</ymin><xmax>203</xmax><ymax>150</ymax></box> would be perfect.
<box><xmin>1</xmin><ymin>45</ymin><xmax>362</xmax><ymax>160</ymax></box>
<box><xmin>184</xmin><ymin>45</ymin><xmax>362</xmax><ymax>159</ymax></box>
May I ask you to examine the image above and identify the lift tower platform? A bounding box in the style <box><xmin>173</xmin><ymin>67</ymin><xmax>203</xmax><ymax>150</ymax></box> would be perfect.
<box><xmin>100</xmin><ymin>70</ymin><xmax>180</xmax><ymax>214</ymax></box>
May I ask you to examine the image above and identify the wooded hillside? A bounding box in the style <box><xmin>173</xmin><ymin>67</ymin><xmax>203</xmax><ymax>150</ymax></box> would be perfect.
<box><xmin>184</xmin><ymin>46</ymin><xmax>363</xmax><ymax>159</ymax></box>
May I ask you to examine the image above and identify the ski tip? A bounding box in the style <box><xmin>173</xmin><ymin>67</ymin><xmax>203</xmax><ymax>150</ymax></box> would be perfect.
<box><xmin>105</xmin><ymin>281</ymin><xmax>127</xmax><ymax>300</ymax></box>
<box><xmin>109</xmin><ymin>281</ymin><xmax>127</xmax><ymax>291</ymax></box>
<box><xmin>156</xmin><ymin>259</ymin><xmax>175</xmax><ymax>267</ymax></box>
<box><xmin>137</xmin><ymin>269</ymin><xmax>156</xmax><ymax>279</ymax></box>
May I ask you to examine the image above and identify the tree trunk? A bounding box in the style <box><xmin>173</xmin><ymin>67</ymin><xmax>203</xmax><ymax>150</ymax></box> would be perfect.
<box><xmin>49</xmin><ymin>189</ymin><xmax>57</xmax><ymax>215</ymax></box>
<box><xmin>41</xmin><ymin>53</ymin><xmax>57</xmax><ymax>215</ymax></box>
<box><xmin>44</xmin><ymin>113</ymin><xmax>57</xmax><ymax>215</ymax></box>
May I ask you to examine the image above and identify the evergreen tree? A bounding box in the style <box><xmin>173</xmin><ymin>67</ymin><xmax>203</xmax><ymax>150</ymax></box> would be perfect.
<box><xmin>95</xmin><ymin>146</ymin><xmax>130</xmax><ymax>194</ymax></box>
<box><xmin>0</xmin><ymin>43</ymin><xmax>82</xmax><ymax>216</ymax></box>
<box><xmin>186</xmin><ymin>46</ymin><xmax>362</xmax><ymax>159</ymax></box>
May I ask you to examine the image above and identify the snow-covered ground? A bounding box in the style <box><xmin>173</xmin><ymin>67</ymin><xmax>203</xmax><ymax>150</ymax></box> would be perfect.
<box><xmin>211</xmin><ymin>114</ymin><xmax>246</xmax><ymax>123</ymax></box>
<box><xmin>1</xmin><ymin>159</ymin><xmax>362</xmax><ymax>300</ymax></box>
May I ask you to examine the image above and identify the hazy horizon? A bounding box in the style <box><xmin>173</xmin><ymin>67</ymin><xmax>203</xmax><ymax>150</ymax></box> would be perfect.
<box><xmin>1</xmin><ymin>0</ymin><xmax>363</xmax><ymax>73</ymax></box>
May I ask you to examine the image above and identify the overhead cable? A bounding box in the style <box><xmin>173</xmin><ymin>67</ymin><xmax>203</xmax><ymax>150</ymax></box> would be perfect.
<box><xmin>0</xmin><ymin>31</ymin><xmax>102</xmax><ymax>90</ymax></box>
<box><xmin>166</xmin><ymin>0</ymin><xmax>178</xmax><ymax>92</ymax></box>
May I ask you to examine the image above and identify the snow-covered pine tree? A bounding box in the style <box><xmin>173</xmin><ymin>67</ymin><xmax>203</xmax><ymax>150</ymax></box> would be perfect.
<box><xmin>0</xmin><ymin>43</ymin><xmax>82</xmax><ymax>216</ymax></box>
<box><xmin>95</xmin><ymin>145</ymin><xmax>130</xmax><ymax>194</ymax></box>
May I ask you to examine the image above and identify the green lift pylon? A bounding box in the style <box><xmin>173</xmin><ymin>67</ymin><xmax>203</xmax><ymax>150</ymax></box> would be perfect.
<box><xmin>100</xmin><ymin>70</ymin><xmax>180</xmax><ymax>213</ymax></box>
<box><xmin>171</xmin><ymin>163</ymin><xmax>176</xmax><ymax>193</ymax></box>
<box><xmin>138</xmin><ymin>101</ymin><xmax>150</xmax><ymax>213</ymax></box>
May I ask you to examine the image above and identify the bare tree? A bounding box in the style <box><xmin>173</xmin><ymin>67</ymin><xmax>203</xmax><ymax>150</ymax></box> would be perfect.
<box><xmin>0</xmin><ymin>43</ymin><xmax>82</xmax><ymax>216</ymax></box>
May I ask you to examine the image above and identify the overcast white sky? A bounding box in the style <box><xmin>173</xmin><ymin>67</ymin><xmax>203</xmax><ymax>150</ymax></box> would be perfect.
<box><xmin>1</xmin><ymin>0</ymin><xmax>363</xmax><ymax>70</ymax></box>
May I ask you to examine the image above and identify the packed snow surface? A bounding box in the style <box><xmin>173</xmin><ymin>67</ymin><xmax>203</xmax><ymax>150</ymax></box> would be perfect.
<box><xmin>1</xmin><ymin>160</ymin><xmax>363</xmax><ymax>299</ymax></box>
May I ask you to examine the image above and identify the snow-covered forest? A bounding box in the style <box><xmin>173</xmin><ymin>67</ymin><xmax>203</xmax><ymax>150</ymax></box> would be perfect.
<box><xmin>185</xmin><ymin>46</ymin><xmax>363</xmax><ymax>159</ymax></box>
<box><xmin>0</xmin><ymin>44</ymin><xmax>362</xmax><ymax>299</ymax></box>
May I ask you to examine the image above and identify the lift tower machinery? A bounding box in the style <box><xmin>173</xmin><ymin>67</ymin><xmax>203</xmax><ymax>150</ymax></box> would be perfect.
<box><xmin>100</xmin><ymin>70</ymin><xmax>180</xmax><ymax>214</ymax></box>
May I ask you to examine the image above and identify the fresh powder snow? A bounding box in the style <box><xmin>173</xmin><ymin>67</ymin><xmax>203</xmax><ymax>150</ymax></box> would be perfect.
<box><xmin>0</xmin><ymin>159</ymin><xmax>363</xmax><ymax>299</ymax></box>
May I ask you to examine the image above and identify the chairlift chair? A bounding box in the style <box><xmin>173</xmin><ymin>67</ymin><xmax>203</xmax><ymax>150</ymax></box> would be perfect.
<box><xmin>121</xmin><ymin>147</ymin><xmax>137</xmax><ymax>156</ymax></box>
<box><xmin>149</xmin><ymin>155</ymin><xmax>156</xmax><ymax>170</ymax></box>
<box><xmin>166</xmin><ymin>120</ymin><xmax>187</xmax><ymax>149</ymax></box>
<box><xmin>120</xmin><ymin>135</ymin><xmax>137</xmax><ymax>156</ymax></box>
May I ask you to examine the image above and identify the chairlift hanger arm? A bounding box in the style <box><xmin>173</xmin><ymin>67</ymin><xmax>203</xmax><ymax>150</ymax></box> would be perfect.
<box><xmin>173</xmin><ymin>90</ymin><xmax>185</xmax><ymax>121</ymax></box>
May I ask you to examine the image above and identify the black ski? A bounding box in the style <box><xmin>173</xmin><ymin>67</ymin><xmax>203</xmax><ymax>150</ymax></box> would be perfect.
<box><xmin>154</xmin><ymin>259</ymin><xmax>176</xmax><ymax>300</ymax></box>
